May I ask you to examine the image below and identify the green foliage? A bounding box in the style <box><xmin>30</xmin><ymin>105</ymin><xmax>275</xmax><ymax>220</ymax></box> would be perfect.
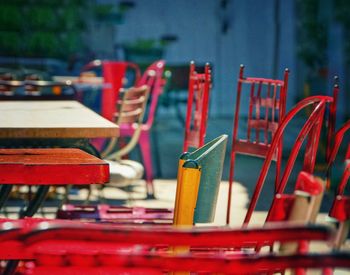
<box><xmin>296</xmin><ymin>0</ymin><xmax>328</xmax><ymax>70</ymax></box>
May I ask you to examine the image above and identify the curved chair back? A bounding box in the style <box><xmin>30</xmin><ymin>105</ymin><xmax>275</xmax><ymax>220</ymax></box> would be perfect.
<box><xmin>243</xmin><ymin>96</ymin><xmax>333</xmax><ymax>226</ymax></box>
<box><xmin>327</xmin><ymin>120</ymin><xmax>350</xmax><ymax>249</ymax></box>
<box><xmin>102</xmin><ymin>85</ymin><xmax>150</xmax><ymax>159</ymax></box>
<box><xmin>183</xmin><ymin>61</ymin><xmax>212</xmax><ymax>152</ymax></box>
<box><xmin>135</xmin><ymin>60</ymin><xmax>166</xmax><ymax>128</ymax></box>
<box><xmin>80</xmin><ymin>59</ymin><xmax>141</xmax><ymax>121</ymax></box>
<box><xmin>174</xmin><ymin>135</ymin><xmax>227</xmax><ymax>225</ymax></box>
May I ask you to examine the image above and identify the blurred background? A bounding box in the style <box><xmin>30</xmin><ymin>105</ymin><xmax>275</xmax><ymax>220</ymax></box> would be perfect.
<box><xmin>1</xmin><ymin>0</ymin><xmax>349</xmax><ymax>116</ymax></box>
<box><xmin>0</xmin><ymin>0</ymin><xmax>349</xmax><ymax>191</ymax></box>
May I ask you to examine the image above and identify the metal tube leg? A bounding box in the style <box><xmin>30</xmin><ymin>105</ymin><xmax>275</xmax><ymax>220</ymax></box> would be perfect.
<box><xmin>0</xmin><ymin>185</ymin><xmax>13</xmax><ymax>211</ymax></box>
<box><xmin>20</xmin><ymin>185</ymin><xmax>50</xmax><ymax>218</ymax></box>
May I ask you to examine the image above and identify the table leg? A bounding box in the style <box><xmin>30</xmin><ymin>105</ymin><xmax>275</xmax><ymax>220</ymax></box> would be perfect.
<box><xmin>0</xmin><ymin>185</ymin><xmax>13</xmax><ymax>211</ymax></box>
<box><xmin>5</xmin><ymin>185</ymin><xmax>50</xmax><ymax>275</ymax></box>
<box><xmin>20</xmin><ymin>185</ymin><xmax>50</xmax><ymax>218</ymax></box>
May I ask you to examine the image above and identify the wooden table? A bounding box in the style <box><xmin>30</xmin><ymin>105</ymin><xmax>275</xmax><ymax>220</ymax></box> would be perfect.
<box><xmin>0</xmin><ymin>100</ymin><xmax>118</xmax><ymax>138</ymax></box>
<box><xmin>0</xmin><ymin>101</ymin><xmax>119</xmax><ymax>221</ymax></box>
<box><xmin>0</xmin><ymin>100</ymin><xmax>119</xmax><ymax>155</ymax></box>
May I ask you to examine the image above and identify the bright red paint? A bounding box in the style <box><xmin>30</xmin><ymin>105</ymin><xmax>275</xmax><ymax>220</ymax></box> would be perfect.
<box><xmin>183</xmin><ymin>61</ymin><xmax>211</xmax><ymax>152</ymax></box>
<box><xmin>0</xmin><ymin>148</ymin><xmax>109</xmax><ymax>185</ymax></box>
<box><xmin>227</xmin><ymin>65</ymin><xmax>289</xmax><ymax>224</ymax></box>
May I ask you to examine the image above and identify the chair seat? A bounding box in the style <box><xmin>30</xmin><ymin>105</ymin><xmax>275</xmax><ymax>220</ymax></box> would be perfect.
<box><xmin>106</xmin><ymin>159</ymin><xmax>144</xmax><ymax>183</ymax></box>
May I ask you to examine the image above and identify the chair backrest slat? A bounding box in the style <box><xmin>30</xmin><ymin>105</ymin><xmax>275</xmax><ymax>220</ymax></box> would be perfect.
<box><xmin>183</xmin><ymin>61</ymin><xmax>212</xmax><ymax>152</ymax></box>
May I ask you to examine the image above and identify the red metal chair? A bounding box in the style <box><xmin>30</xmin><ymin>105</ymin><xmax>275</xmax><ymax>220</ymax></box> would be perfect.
<box><xmin>227</xmin><ymin>65</ymin><xmax>289</xmax><ymax>224</ymax></box>
<box><xmin>183</xmin><ymin>61</ymin><xmax>211</xmax><ymax>152</ymax></box>
<box><xmin>79</xmin><ymin>60</ymin><xmax>141</xmax><ymax>152</ymax></box>
<box><xmin>80</xmin><ymin>59</ymin><xmax>141</xmax><ymax>121</ymax></box>
<box><xmin>118</xmin><ymin>60</ymin><xmax>167</xmax><ymax>198</ymax></box>
<box><xmin>327</xmin><ymin>120</ymin><xmax>350</xmax><ymax>249</ymax></box>
<box><xmin>241</xmin><ymin>95</ymin><xmax>333</xmax><ymax>226</ymax></box>
<box><xmin>1</xmin><ymin>220</ymin><xmax>347</xmax><ymax>275</ymax></box>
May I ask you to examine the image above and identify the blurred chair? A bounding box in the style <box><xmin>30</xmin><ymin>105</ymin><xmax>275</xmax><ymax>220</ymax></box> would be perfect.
<box><xmin>183</xmin><ymin>61</ymin><xmax>211</xmax><ymax>152</ymax></box>
<box><xmin>2</xmin><ymin>219</ymin><xmax>349</xmax><ymax>274</ymax></box>
<box><xmin>119</xmin><ymin>60</ymin><xmax>167</xmax><ymax>198</ymax></box>
<box><xmin>227</xmin><ymin>65</ymin><xmax>289</xmax><ymax>224</ymax></box>
<box><xmin>80</xmin><ymin>59</ymin><xmax>141</xmax><ymax>121</ymax></box>
<box><xmin>100</xmin><ymin>85</ymin><xmax>150</xmax><ymax>196</ymax></box>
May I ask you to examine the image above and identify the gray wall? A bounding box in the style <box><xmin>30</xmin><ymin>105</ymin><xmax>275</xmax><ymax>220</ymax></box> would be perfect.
<box><xmin>116</xmin><ymin>0</ymin><xmax>297</xmax><ymax>116</ymax></box>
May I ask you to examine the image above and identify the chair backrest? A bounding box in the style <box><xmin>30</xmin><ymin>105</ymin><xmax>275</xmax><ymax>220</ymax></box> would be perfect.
<box><xmin>173</xmin><ymin>135</ymin><xmax>227</xmax><ymax>225</ymax></box>
<box><xmin>101</xmin><ymin>85</ymin><xmax>150</xmax><ymax>159</ymax></box>
<box><xmin>231</xmin><ymin>65</ymin><xmax>289</xmax><ymax>160</ymax></box>
<box><xmin>243</xmin><ymin>96</ymin><xmax>333</xmax><ymax>226</ymax></box>
<box><xmin>227</xmin><ymin>66</ymin><xmax>289</xmax><ymax>224</ymax></box>
<box><xmin>0</xmin><ymin>219</ymin><xmax>332</xmax><ymax>256</ymax></box>
<box><xmin>327</xmin><ymin>120</ymin><xmax>350</xmax><ymax>249</ymax></box>
<box><xmin>3</xmin><ymin>220</ymin><xmax>346</xmax><ymax>274</ymax></box>
<box><xmin>80</xmin><ymin>59</ymin><xmax>141</xmax><ymax>121</ymax></box>
<box><xmin>135</xmin><ymin>60</ymin><xmax>167</xmax><ymax>128</ymax></box>
<box><xmin>183</xmin><ymin>61</ymin><xmax>211</xmax><ymax>152</ymax></box>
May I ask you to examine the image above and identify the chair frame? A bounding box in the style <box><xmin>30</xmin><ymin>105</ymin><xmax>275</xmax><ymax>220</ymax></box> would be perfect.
<box><xmin>243</xmin><ymin>96</ymin><xmax>333</xmax><ymax>226</ymax></box>
<box><xmin>183</xmin><ymin>61</ymin><xmax>211</xmax><ymax>152</ymax></box>
<box><xmin>119</xmin><ymin>60</ymin><xmax>167</xmax><ymax>198</ymax></box>
<box><xmin>227</xmin><ymin>65</ymin><xmax>289</xmax><ymax>224</ymax></box>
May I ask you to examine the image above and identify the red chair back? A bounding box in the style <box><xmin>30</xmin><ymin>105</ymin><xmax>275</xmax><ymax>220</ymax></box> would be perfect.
<box><xmin>244</xmin><ymin>96</ymin><xmax>333</xmax><ymax>225</ymax></box>
<box><xmin>135</xmin><ymin>60</ymin><xmax>167</xmax><ymax>129</ymax></box>
<box><xmin>81</xmin><ymin>60</ymin><xmax>141</xmax><ymax>121</ymax></box>
<box><xmin>183</xmin><ymin>61</ymin><xmax>211</xmax><ymax>152</ymax></box>
<box><xmin>227</xmin><ymin>65</ymin><xmax>289</xmax><ymax>224</ymax></box>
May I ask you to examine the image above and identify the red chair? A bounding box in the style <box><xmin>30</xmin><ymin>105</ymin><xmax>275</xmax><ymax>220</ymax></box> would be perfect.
<box><xmin>242</xmin><ymin>96</ymin><xmax>333</xmax><ymax>226</ymax></box>
<box><xmin>327</xmin><ymin>120</ymin><xmax>350</xmax><ymax>249</ymax></box>
<box><xmin>227</xmin><ymin>65</ymin><xmax>289</xmax><ymax>224</ymax></box>
<box><xmin>79</xmin><ymin>60</ymin><xmax>141</xmax><ymax>152</ymax></box>
<box><xmin>119</xmin><ymin>60</ymin><xmax>167</xmax><ymax>198</ymax></box>
<box><xmin>1</xmin><ymin>220</ymin><xmax>347</xmax><ymax>275</ymax></box>
<box><xmin>183</xmin><ymin>61</ymin><xmax>211</xmax><ymax>152</ymax></box>
<box><xmin>80</xmin><ymin>60</ymin><xmax>141</xmax><ymax>121</ymax></box>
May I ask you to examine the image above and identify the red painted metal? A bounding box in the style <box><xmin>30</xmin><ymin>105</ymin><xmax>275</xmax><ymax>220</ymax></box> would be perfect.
<box><xmin>26</xmin><ymin>253</ymin><xmax>350</xmax><ymax>275</ymax></box>
<box><xmin>227</xmin><ymin>65</ymin><xmax>289</xmax><ymax>224</ymax></box>
<box><xmin>243</xmin><ymin>96</ymin><xmax>333</xmax><ymax>225</ymax></box>
<box><xmin>327</xmin><ymin>120</ymin><xmax>350</xmax><ymax>222</ymax></box>
<box><xmin>0</xmin><ymin>149</ymin><xmax>109</xmax><ymax>185</ymax></box>
<box><xmin>0</xmin><ymin>219</ymin><xmax>346</xmax><ymax>274</ymax></box>
<box><xmin>80</xmin><ymin>60</ymin><xmax>141</xmax><ymax>121</ymax></box>
<box><xmin>119</xmin><ymin>60</ymin><xmax>167</xmax><ymax>197</ymax></box>
<box><xmin>0</xmin><ymin>219</ymin><xmax>333</xmax><ymax>256</ymax></box>
<box><xmin>326</xmin><ymin>79</ymin><xmax>340</xmax><ymax>163</ymax></box>
<box><xmin>267</xmin><ymin>172</ymin><xmax>324</xmax><ymax>222</ymax></box>
<box><xmin>183</xmin><ymin>61</ymin><xmax>212</xmax><ymax>152</ymax></box>
<box><xmin>56</xmin><ymin>204</ymin><xmax>173</xmax><ymax>223</ymax></box>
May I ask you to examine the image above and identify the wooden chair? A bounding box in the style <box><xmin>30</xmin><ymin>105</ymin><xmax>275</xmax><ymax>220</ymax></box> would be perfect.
<box><xmin>102</xmin><ymin>85</ymin><xmax>150</xmax><ymax>196</ymax></box>
<box><xmin>183</xmin><ymin>61</ymin><xmax>211</xmax><ymax>152</ymax></box>
<box><xmin>227</xmin><ymin>65</ymin><xmax>289</xmax><ymax>224</ymax></box>
<box><xmin>80</xmin><ymin>59</ymin><xmax>141</xmax><ymax>121</ymax></box>
<box><xmin>119</xmin><ymin>60</ymin><xmax>167</xmax><ymax>198</ymax></box>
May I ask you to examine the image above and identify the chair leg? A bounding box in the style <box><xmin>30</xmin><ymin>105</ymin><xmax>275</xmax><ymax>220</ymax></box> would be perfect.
<box><xmin>139</xmin><ymin>131</ymin><xmax>155</xmax><ymax>199</ymax></box>
<box><xmin>226</xmin><ymin>152</ymin><xmax>237</xmax><ymax>225</ymax></box>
